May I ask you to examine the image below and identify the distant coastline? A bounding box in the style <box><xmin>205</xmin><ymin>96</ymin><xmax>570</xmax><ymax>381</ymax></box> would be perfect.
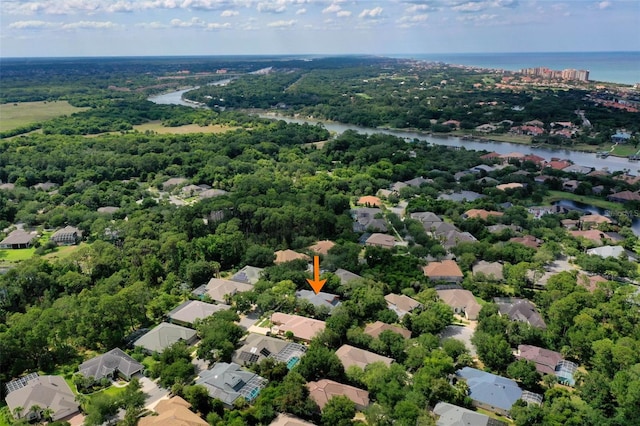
<box><xmin>390</xmin><ymin>51</ymin><xmax>640</xmax><ymax>85</ymax></box>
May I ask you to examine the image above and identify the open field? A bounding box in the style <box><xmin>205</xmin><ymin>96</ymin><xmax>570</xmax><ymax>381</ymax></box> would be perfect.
<box><xmin>43</xmin><ymin>243</ymin><xmax>85</xmax><ymax>261</ymax></box>
<box><xmin>132</xmin><ymin>121</ymin><xmax>238</xmax><ymax>134</ymax></box>
<box><xmin>543</xmin><ymin>190</ymin><xmax>623</xmax><ymax>211</ymax></box>
<box><xmin>0</xmin><ymin>101</ymin><xmax>86</xmax><ymax>132</ymax></box>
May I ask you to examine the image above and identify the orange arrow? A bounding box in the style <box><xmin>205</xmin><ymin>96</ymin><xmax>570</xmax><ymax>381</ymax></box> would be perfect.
<box><xmin>306</xmin><ymin>255</ymin><xmax>326</xmax><ymax>294</ymax></box>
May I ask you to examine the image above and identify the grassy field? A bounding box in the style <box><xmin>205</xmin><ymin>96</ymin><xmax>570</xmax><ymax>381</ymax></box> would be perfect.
<box><xmin>0</xmin><ymin>101</ymin><xmax>86</xmax><ymax>132</ymax></box>
<box><xmin>0</xmin><ymin>231</ymin><xmax>56</xmax><ymax>267</ymax></box>
<box><xmin>543</xmin><ymin>190</ymin><xmax>623</xmax><ymax>211</ymax></box>
<box><xmin>43</xmin><ymin>243</ymin><xmax>85</xmax><ymax>261</ymax></box>
<box><xmin>132</xmin><ymin>121</ymin><xmax>238</xmax><ymax>134</ymax></box>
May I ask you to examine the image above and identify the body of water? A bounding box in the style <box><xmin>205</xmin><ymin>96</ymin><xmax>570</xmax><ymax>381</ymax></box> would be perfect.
<box><xmin>395</xmin><ymin>51</ymin><xmax>640</xmax><ymax>85</ymax></box>
<box><xmin>552</xmin><ymin>199</ymin><xmax>640</xmax><ymax>236</ymax></box>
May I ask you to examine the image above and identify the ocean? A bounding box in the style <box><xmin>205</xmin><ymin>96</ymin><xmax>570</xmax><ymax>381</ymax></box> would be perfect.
<box><xmin>396</xmin><ymin>51</ymin><xmax>640</xmax><ymax>85</ymax></box>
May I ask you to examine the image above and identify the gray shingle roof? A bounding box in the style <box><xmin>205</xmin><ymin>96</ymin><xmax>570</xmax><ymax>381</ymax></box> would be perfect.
<box><xmin>196</xmin><ymin>362</ymin><xmax>266</xmax><ymax>406</ymax></box>
<box><xmin>433</xmin><ymin>402</ymin><xmax>506</xmax><ymax>426</ymax></box>
<box><xmin>456</xmin><ymin>367</ymin><xmax>522</xmax><ymax>412</ymax></box>
<box><xmin>133</xmin><ymin>322</ymin><xmax>197</xmax><ymax>353</ymax></box>
<box><xmin>295</xmin><ymin>289</ymin><xmax>341</xmax><ymax>310</ymax></box>
<box><xmin>79</xmin><ymin>348</ymin><xmax>143</xmax><ymax>380</ymax></box>
<box><xmin>167</xmin><ymin>300</ymin><xmax>231</xmax><ymax>325</ymax></box>
<box><xmin>5</xmin><ymin>375</ymin><xmax>79</xmax><ymax>422</ymax></box>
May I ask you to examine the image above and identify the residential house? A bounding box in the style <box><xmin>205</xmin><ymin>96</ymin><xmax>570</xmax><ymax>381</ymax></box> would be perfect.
<box><xmin>569</xmin><ymin>230</ymin><xmax>613</xmax><ymax>245</ymax></box>
<box><xmin>363</xmin><ymin>321</ymin><xmax>412</xmax><ymax>340</ymax></box>
<box><xmin>78</xmin><ymin>348</ymin><xmax>143</xmax><ymax>381</ymax></box>
<box><xmin>431</xmin><ymin>221</ymin><xmax>458</xmax><ymax>236</ymax></box>
<box><xmin>500</xmin><ymin>152</ymin><xmax>526</xmax><ymax>161</ymax></box>
<box><xmin>433</xmin><ymin>402</ymin><xmax>507</xmax><ymax>426</ymax></box>
<box><xmin>442</xmin><ymin>119</ymin><xmax>461</xmax><ymax>129</ymax></box>
<box><xmin>545</xmin><ymin>160</ymin><xmax>571</xmax><ymax>170</ymax></box>
<box><xmin>97</xmin><ymin>206</ymin><xmax>120</xmax><ymax>214</ymax></box>
<box><xmin>384</xmin><ymin>294</ymin><xmax>422</xmax><ymax>319</ymax></box>
<box><xmin>562</xmin><ymin>180</ymin><xmax>579</xmax><ymax>192</ymax></box>
<box><xmin>561</xmin><ymin>219</ymin><xmax>579</xmax><ymax>229</ymax></box>
<box><xmin>441</xmin><ymin>230</ymin><xmax>477</xmax><ymax>250</ymax></box>
<box><xmin>0</xmin><ymin>229</ymin><xmax>38</xmax><ymax>249</ymax></box>
<box><xmin>352</xmin><ymin>207</ymin><xmax>387</xmax><ymax>233</ymax></box>
<box><xmin>274</xmin><ymin>250</ymin><xmax>310</xmax><ymax>264</ymax></box>
<box><xmin>563</xmin><ymin>164</ymin><xmax>593</xmax><ymax>174</ymax></box>
<box><xmin>404</xmin><ymin>177</ymin><xmax>431</xmax><ymax>187</ymax></box>
<box><xmin>578</xmin><ymin>274</ymin><xmax>608</xmax><ymax>292</ymax></box>
<box><xmin>438</xmin><ymin>191</ymin><xmax>485</xmax><ymax>202</ymax></box>
<box><xmin>167</xmin><ymin>300</ymin><xmax>231</xmax><ymax>327</ymax></box>
<box><xmin>390</xmin><ymin>181</ymin><xmax>408</xmax><ymax>193</ymax></box>
<box><xmin>410</xmin><ymin>211</ymin><xmax>442</xmax><ymax>231</ymax></box>
<box><xmin>579</xmin><ymin>214</ymin><xmax>612</xmax><ymax>229</ymax></box>
<box><xmin>5</xmin><ymin>375</ymin><xmax>79</xmax><ymax>422</ymax></box>
<box><xmin>162</xmin><ymin>177</ymin><xmax>189</xmax><ymax>190</ymax></box>
<box><xmin>232</xmin><ymin>334</ymin><xmax>306</xmax><ymax>369</ymax></box>
<box><xmin>335</xmin><ymin>344</ymin><xmax>394</xmax><ymax>370</ymax></box>
<box><xmin>435</xmin><ymin>286</ymin><xmax>482</xmax><ymax>320</ymax></box>
<box><xmin>587</xmin><ymin>245</ymin><xmax>636</xmax><ymax>260</ymax></box>
<box><xmin>496</xmin><ymin>183</ymin><xmax>524</xmax><ymax>191</ymax></box>
<box><xmin>270</xmin><ymin>313</ymin><xmax>326</xmax><ymax>342</ymax></box>
<box><xmin>50</xmin><ymin>226</ymin><xmax>82</xmax><ymax>245</ymax></box>
<box><xmin>196</xmin><ymin>362</ymin><xmax>267</xmax><ymax>407</ymax></box>
<box><xmin>199</xmin><ymin>189</ymin><xmax>228</xmax><ymax>199</ymax></box>
<box><xmin>607</xmin><ymin>190</ymin><xmax>640</xmax><ymax>203</ymax></box>
<box><xmin>365</xmin><ymin>233</ymin><xmax>396</xmax><ymax>249</ymax></box>
<box><xmin>494</xmin><ymin>298</ymin><xmax>547</xmax><ymax>329</ymax></box>
<box><xmin>463</xmin><ymin>209</ymin><xmax>503</xmax><ymax>220</ymax></box>
<box><xmin>472</xmin><ymin>261</ymin><xmax>504</xmax><ymax>281</ymax></box>
<box><xmin>516</xmin><ymin>344</ymin><xmax>578</xmax><ymax>386</ymax></box>
<box><xmin>181</xmin><ymin>184</ymin><xmax>203</xmax><ymax>197</ymax></box>
<box><xmin>509</xmin><ymin>235</ymin><xmax>542</xmax><ymax>249</ymax></box>
<box><xmin>479</xmin><ymin>152</ymin><xmax>501</xmax><ymax>160</ymax></box>
<box><xmin>455</xmin><ymin>367</ymin><xmax>523</xmax><ymax>416</ymax></box>
<box><xmin>308</xmin><ymin>240</ymin><xmax>335</xmax><ymax>255</ymax></box>
<box><xmin>307</xmin><ymin>379</ymin><xmax>370</xmax><ymax>411</ymax></box>
<box><xmin>423</xmin><ymin>260</ymin><xmax>464</xmax><ymax>283</ymax></box>
<box><xmin>295</xmin><ymin>289</ymin><xmax>341</xmax><ymax>311</ymax></box>
<box><xmin>31</xmin><ymin>181</ymin><xmax>57</xmax><ymax>191</ymax></box>
<box><xmin>195</xmin><ymin>278</ymin><xmax>253</xmax><ymax>303</ymax></box>
<box><xmin>133</xmin><ymin>322</ymin><xmax>198</xmax><ymax>354</ymax></box>
<box><xmin>269</xmin><ymin>413</ymin><xmax>315</xmax><ymax>426</ymax></box>
<box><xmin>139</xmin><ymin>396</ymin><xmax>208</xmax><ymax>426</ymax></box>
<box><xmin>487</xmin><ymin>224</ymin><xmax>519</xmax><ymax>234</ymax></box>
<box><xmin>475</xmin><ymin>124</ymin><xmax>497</xmax><ymax>133</ymax></box>
<box><xmin>377</xmin><ymin>188</ymin><xmax>393</xmax><ymax>199</ymax></box>
<box><xmin>357</xmin><ymin>196</ymin><xmax>382</xmax><ymax>207</ymax></box>
<box><xmin>230</xmin><ymin>265</ymin><xmax>264</xmax><ymax>285</ymax></box>
<box><xmin>333</xmin><ymin>268</ymin><xmax>362</xmax><ymax>285</ymax></box>
<box><xmin>611</xmin><ymin>131</ymin><xmax>632</xmax><ymax>143</ymax></box>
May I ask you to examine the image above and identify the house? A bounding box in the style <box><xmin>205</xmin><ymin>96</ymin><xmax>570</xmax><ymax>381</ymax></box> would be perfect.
<box><xmin>162</xmin><ymin>177</ymin><xmax>189</xmax><ymax>190</ymax></box>
<box><xmin>561</xmin><ymin>219</ymin><xmax>579</xmax><ymax>229</ymax></box>
<box><xmin>545</xmin><ymin>160</ymin><xmax>571</xmax><ymax>170</ymax></box>
<box><xmin>611</xmin><ymin>131</ymin><xmax>632</xmax><ymax>143</ymax></box>
<box><xmin>472</xmin><ymin>261</ymin><xmax>504</xmax><ymax>281</ymax></box>
<box><xmin>0</xmin><ymin>229</ymin><xmax>38</xmax><ymax>249</ymax></box>
<box><xmin>475</xmin><ymin>124</ymin><xmax>497</xmax><ymax>133</ymax></box>
<box><xmin>455</xmin><ymin>367</ymin><xmax>523</xmax><ymax>416</ymax></box>
<box><xmin>232</xmin><ymin>334</ymin><xmax>306</xmax><ymax>369</ymax></box>
<box><xmin>385</xmin><ymin>294</ymin><xmax>422</xmax><ymax>319</ymax></box>
<box><xmin>442</xmin><ymin>119</ymin><xmax>461</xmax><ymax>128</ymax></box>
<box><xmin>295</xmin><ymin>289</ymin><xmax>341</xmax><ymax>311</ymax></box>
<box><xmin>365</xmin><ymin>233</ymin><xmax>396</xmax><ymax>249</ymax></box>
<box><xmin>587</xmin><ymin>245</ymin><xmax>635</xmax><ymax>260</ymax></box>
<box><xmin>50</xmin><ymin>226</ymin><xmax>82</xmax><ymax>245</ymax></box>
<box><xmin>97</xmin><ymin>206</ymin><xmax>120</xmax><ymax>214</ymax></box>
<box><xmin>404</xmin><ymin>177</ymin><xmax>431</xmax><ymax>187</ymax></box>
<box><xmin>357</xmin><ymin>195</ymin><xmax>382</xmax><ymax>207</ymax></box>
<box><xmin>377</xmin><ymin>188</ymin><xmax>393</xmax><ymax>198</ymax></box>
<box><xmin>391</xmin><ymin>181</ymin><xmax>408</xmax><ymax>192</ymax></box>
<box><xmin>578</xmin><ymin>273</ymin><xmax>608</xmax><ymax>292</ymax></box>
<box><xmin>133</xmin><ymin>322</ymin><xmax>198</xmax><ymax>354</ymax></box>
<box><xmin>442</xmin><ymin>231</ymin><xmax>477</xmax><ymax>250</ymax></box>
<box><xmin>196</xmin><ymin>362</ymin><xmax>267</xmax><ymax>407</ymax></box>
<box><xmin>181</xmin><ymin>184</ymin><xmax>204</xmax><ymax>196</ymax></box>
<box><xmin>199</xmin><ymin>189</ymin><xmax>228</xmax><ymax>199</ymax></box>
<box><xmin>463</xmin><ymin>209</ymin><xmax>503</xmax><ymax>220</ymax></box>
<box><xmin>274</xmin><ymin>250</ymin><xmax>310</xmax><ymax>264</ymax></box>
<box><xmin>167</xmin><ymin>300</ymin><xmax>231</xmax><ymax>327</ymax></box>
<box><xmin>438</xmin><ymin>191</ymin><xmax>484</xmax><ymax>202</ymax></box>
<box><xmin>569</xmin><ymin>230</ymin><xmax>613</xmax><ymax>245</ymax></box>
<box><xmin>32</xmin><ymin>181</ymin><xmax>57</xmax><ymax>191</ymax></box>
<box><xmin>433</xmin><ymin>402</ymin><xmax>507</xmax><ymax>426</ymax></box>
<box><xmin>487</xmin><ymin>224</ymin><xmax>519</xmax><ymax>234</ymax></box>
<box><xmin>335</xmin><ymin>344</ymin><xmax>394</xmax><ymax>370</ymax></box>
<box><xmin>78</xmin><ymin>348</ymin><xmax>143</xmax><ymax>381</ymax></box>
<box><xmin>563</xmin><ymin>164</ymin><xmax>593</xmax><ymax>174</ymax></box>
<box><xmin>562</xmin><ymin>180</ymin><xmax>579</xmax><ymax>192</ymax></box>
<box><xmin>523</xmin><ymin>154</ymin><xmax>546</xmax><ymax>165</ymax></box>
<box><xmin>494</xmin><ymin>298</ymin><xmax>547</xmax><ymax>329</ymax></box>
<box><xmin>516</xmin><ymin>344</ymin><xmax>578</xmax><ymax>386</ymax></box>
<box><xmin>352</xmin><ymin>207</ymin><xmax>387</xmax><ymax>233</ymax></box>
<box><xmin>500</xmin><ymin>152</ymin><xmax>526</xmax><ymax>161</ymax></box>
<box><xmin>308</xmin><ymin>240</ymin><xmax>336</xmax><ymax>255</ymax></box>
<box><xmin>509</xmin><ymin>235</ymin><xmax>542</xmax><ymax>249</ymax></box>
<box><xmin>431</xmin><ymin>221</ymin><xmax>458</xmax><ymax>236</ymax></box>
<box><xmin>435</xmin><ymin>286</ymin><xmax>483</xmax><ymax>320</ymax></box>
<box><xmin>139</xmin><ymin>396</ymin><xmax>208</xmax><ymax>426</ymax></box>
<box><xmin>496</xmin><ymin>183</ymin><xmax>524</xmax><ymax>191</ymax></box>
<box><xmin>607</xmin><ymin>190</ymin><xmax>640</xmax><ymax>203</ymax></box>
<box><xmin>579</xmin><ymin>214</ymin><xmax>612</xmax><ymax>229</ymax></box>
<box><xmin>5</xmin><ymin>375</ymin><xmax>79</xmax><ymax>422</ymax></box>
<box><xmin>307</xmin><ymin>379</ymin><xmax>370</xmax><ymax>411</ymax></box>
<box><xmin>423</xmin><ymin>260</ymin><xmax>464</xmax><ymax>283</ymax></box>
<box><xmin>195</xmin><ymin>278</ymin><xmax>253</xmax><ymax>303</ymax></box>
<box><xmin>269</xmin><ymin>413</ymin><xmax>315</xmax><ymax>426</ymax></box>
<box><xmin>410</xmin><ymin>211</ymin><xmax>442</xmax><ymax>231</ymax></box>
<box><xmin>230</xmin><ymin>265</ymin><xmax>264</xmax><ymax>285</ymax></box>
<box><xmin>270</xmin><ymin>313</ymin><xmax>326</xmax><ymax>342</ymax></box>
<box><xmin>334</xmin><ymin>268</ymin><xmax>363</xmax><ymax>285</ymax></box>
<box><xmin>363</xmin><ymin>321</ymin><xmax>412</xmax><ymax>340</ymax></box>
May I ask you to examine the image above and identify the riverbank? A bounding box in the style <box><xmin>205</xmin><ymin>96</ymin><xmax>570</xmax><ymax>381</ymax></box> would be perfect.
<box><xmin>543</xmin><ymin>191</ymin><xmax>623</xmax><ymax>211</ymax></box>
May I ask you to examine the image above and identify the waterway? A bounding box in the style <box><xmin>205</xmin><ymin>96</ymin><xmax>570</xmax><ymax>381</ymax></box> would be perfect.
<box><xmin>148</xmin><ymin>86</ymin><xmax>639</xmax><ymax>174</ymax></box>
<box><xmin>552</xmin><ymin>199</ymin><xmax>640</xmax><ymax>235</ymax></box>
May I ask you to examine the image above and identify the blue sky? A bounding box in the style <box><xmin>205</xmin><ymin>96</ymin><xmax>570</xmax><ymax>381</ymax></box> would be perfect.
<box><xmin>1</xmin><ymin>0</ymin><xmax>639</xmax><ymax>57</ymax></box>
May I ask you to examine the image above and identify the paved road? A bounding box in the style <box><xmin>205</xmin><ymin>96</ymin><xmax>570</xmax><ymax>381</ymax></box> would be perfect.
<box><xmin>139</xmin><ymin>376</ymin><xmax>170</xmax><ymax>410</ymax></box>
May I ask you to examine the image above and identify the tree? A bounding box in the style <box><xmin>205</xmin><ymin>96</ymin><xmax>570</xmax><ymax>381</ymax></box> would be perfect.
<box><xmin>296</xmin><ymin>343</ymin><xmax>345</xmax><ymax>382</ymax></box>
<box><xmin>182</xmin><ymin>384</ymin><xmax>213</xmax><ymax>415</ymax></box>
<box><xmin>507</xmin><ymin>359</ymin><xmax>541</xmax><ymax>389</ymax></box>
<box><xmin>472</xmin><ymin>332</ymin><xmax>514</xmax><ymax>372</ymax></box>
<box><xmin>321</xmin><ymin>395</ymin><xmax>356</xmax><ymax>426</ymax></box>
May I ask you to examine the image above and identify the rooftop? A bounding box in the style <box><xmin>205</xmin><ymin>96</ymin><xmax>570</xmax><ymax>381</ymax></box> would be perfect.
<box><xmin>167</xmin><ymin>300</ymin><xmax>231</xmax><ymax>325</ymax></box>
<box><xmin>335</xmin><ymin>344</ymin><xmax>394</xmax><ymax>370</ymax></box>
<box><xmin>133</xmin><ymin>322</ymin><xmax>197</xmax><ymax>353</ymax></box>
<box><xmin>456</xmin><ymin>367</ymin><xmax>522</xmax><ymax>412</ymax></box>
<box><xmin>363</xmin><ymin>321</ymin><xmax>412</xmax><ymax>339</ymax></box>
<box><xmin>423</xmin><ymin>260</ymin><xmax>464</xmax><ymax>279</ymax></box>
<box><xmin>274</xmin><ymin>250</ymin><xmax>310</xmax><ymax>264</ymax></box>
<box><xmin>307</xmin><ymin>379</ymin><xmax>369</xmax><ymax>410</ymax></box>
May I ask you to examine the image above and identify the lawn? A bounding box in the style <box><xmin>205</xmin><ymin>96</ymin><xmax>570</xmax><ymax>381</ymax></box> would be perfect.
<box><xmin>0</xmin><ymin>101</ymin><xmax>86</xmax><ymax>132</ymax></box>
<box><xmin>132</xmin><ymin>121</ymin><xmax>238</xmax><ymax>134</ymax></box>
<box><xmin>0</xmin><ymin>231</ymin><xmax>54</xmax><ymax>266</ymax></box>
<box><xmin>0</xmin><ymin>403</ymin><xmax>11</xmax><ymax>426</ymax></box>
<box><xmin>543</xmin><ymin>190</ymin><xmax>623</xmax><ymax>211</ymax></box>
<box><xmin>43</xmin><ymin>243</ymin><xmax>86</xmax><ymax>261</ymax></box>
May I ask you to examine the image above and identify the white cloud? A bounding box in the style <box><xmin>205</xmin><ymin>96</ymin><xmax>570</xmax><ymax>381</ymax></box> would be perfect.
<box><xmin>456</xmin><ymin>13</ymin><xmax>497</xmax><ymax>22</ymax></box>
<box><xmin>295</xmin><ymin>7</ymin><xmax>306</xmax><ymax>14</ymax></box>
<box><xmin>337</xmin><ymin>10</ymin><xmax>351</xmax><ymax>17</ymax></box>
<box><xmin>221</xmin><ymin>9</ymin><xmax>239</xmax><ymax>16</ymax></box>
<box><xmin>8</xmin><ymin>20</ymin><xmax>57</xmax><ymax>29</ymax></box>
<box><xmin>170</xmin><ymin>17</ymin><xmax>206</xmax><ymax>27</ymax></box>
<box><xmin>597</xmin><ymin>1</ymin><xmax>611</xmax><ymax>10</ymax></box>
<box><xmin>267</xmin><ymin>19</ymin><xmax>296</xmax><ymax>27</ymax></box>
<box><xmin>61</xmin><ymin>20</ymin><xmax>119</xmax><ymax>29</ymax></box>
<box><xmin>452</xmin><ymin>1</ymin><xmax>487</xmax><ymax>12</ymax></box>
<box><xmin>359</xmin><ymin>6</ymin><xmax>383</xmax><ymax>19</ymax></box>
<box><xmin>135</xmin><ymin>21</ymin><xmax>168</xmax><ymax>29</ymax></box>
<box><xmin>398</xmin><ymin>14</ymin><xmax>429</xmax><ymax>23</ymax></box>
<box><xmin>257</xmin><ymin>1</ymin><xmax>286</xmax><ymax>13</ymax></box>
<box><xmin>406</xmin><ymin>4</ymin><xmax>430</xmax><ymax>13</ymax></box>
<box><xmin>322</xmin><ymin>3</ymin><xmax>342</xmax><ymax>14</ymax></box>
<box><xmin>206</xmin><ymin>22</ymin><xmax>231</xmax><ymax>29</ymax></box>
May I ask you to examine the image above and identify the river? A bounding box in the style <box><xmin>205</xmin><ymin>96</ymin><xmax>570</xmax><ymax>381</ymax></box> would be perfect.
<box><xmin>148</xmin><ymin>86</ymin><xmax>639</xmax><ymax>174</ymax></box>
<box><xmin>553</xmin><ymin>199</ymin><xmax>640</xmax><ymax>235</ymax></box>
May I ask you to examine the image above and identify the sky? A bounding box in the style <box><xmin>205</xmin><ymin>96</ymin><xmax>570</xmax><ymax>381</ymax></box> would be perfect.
<box><xmin>1</xmin><ymin>0</ymin><xmax>639</xmax><ymax>57</ymax></box>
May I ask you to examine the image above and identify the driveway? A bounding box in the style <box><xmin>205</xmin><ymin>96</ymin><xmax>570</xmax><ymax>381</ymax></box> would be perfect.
<box><xmin>139</xmin><ymin>376</ymin><xmax>170</xmax><ymax>410</ymax></box>
<box><xmin>440</xmin><ymin>324</ymin><xmax>477</xmax><ymax>356</ymax></box>
<box><xmin>239</xmin><ymin>312</ymin><xmax>260</xmax><ymax>330</ymax></box>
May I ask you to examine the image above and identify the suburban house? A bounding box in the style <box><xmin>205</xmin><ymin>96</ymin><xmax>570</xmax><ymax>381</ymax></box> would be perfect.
<box><xmin>611</xmin><ymin>131</ymin><xmax>632</xmax><ymax>143</ymax></box>
<box><xmin>194</xmin><ymin>277</ymin><xmax>253</xmax><ymax>303</ymax></box>
<box><xmin>78</xmin><ymin>348</ymin><xmax>143</xmax><ymax>381</ymax></box>
<box><xmin>199</xmin><ymin>188</ymin><xmax>228</xmax><ymax>199</ymax></box>
<box><xmin>433</xmin><ymin>402</ymin><xmax>507</xmax><ymax>426</ymax></box>
<box><xmin>274</xmin><ymin>250</ymin><xmax>310</xmax><ymax>264</ymax></box>
<box><xmin>232</xmin><ymin>334</ymin><xmax>307</xmax><ymax>369</ymax></box>
<box><xmin>509</xmin><ymin>235</ymin><xmax>542</xmax><ymax>249</ymax></box>
<box><xmin>139</xmin><ymin>396</ymin><xmax>208</xmax><ymax>426</ymax></box>
<box><xmin>230</xmin><ymin>265</ymin><xmax>264</xmax><ymax>285</ymax></box>
<box><xmin>269</xmin><ymin>413</ymin><xmax>315</xmax><ymax>426</ymax></box>
<box><xmin>133</xmin><ymin>322</ymin><xmax>198</xmax><ymax>354</ymax></box>
<box><xmin>516</xmin><ymin>344</ymin><xmax>578</xmax><ymax>386</ymax></box>
<box><xmin>579</xmin><ymin>214</ymin><xmax>612</xmax><ymax>229</ymax></box>
<box><xmin>607</xmin><ymin>190</ymin><xmax>640</xmax><ymax>203</ymax></box>
<box><xmin>162</xmin><ymin>177</ymin><xmax>189</xmax><ymax>190</ymax></box>
<box><xmin>463</xmin><ymin>209</ymin><xmax>504</xmax><ymax>220</ymax></box>
<box><xmin>167</xmin><ymin>300</ymin><xmax>231</xmax><ymax>327</ymax></box>
<box><xmin>472</xmin><ymin>261</ymin><xmax>504</xmax><ymax>281</ymax></box>
<box><xmin>440</xmin><ymin>230</ymin><xmax>477</xmax><ymax>250</ymax></box>
<box><xmin>308</xmin><ymin>240</ymin><xmax>336</xmax><ymax>255</ymax></box>
<box><xmin>270</xmin><ymin>313</ymin><xmax>326</xmax><ymax>342</ymax></box>
<box><xmin>410</xmin><ymin>211</ymin><xmax>442</xmax><ymax>231</ymax></box>
<box><xmin>423</xmin><ymin>260</ymin><xmax>464</xmax><ymax>283</ymax></box>
<box><xmin>364</xmin><ymin>233</ymin><xmax>396</xmax><ymax>249</ymax></box>
<box><xmin>97</xmin><ymin>206</ymin><xmax>120</xmax><ymax>214</ymax></box>
<box><xmin>384</xmin><ymin>294</ymin><xmax>422</xmax><ymax>319</ymax></box>
<box><xmin>295</xmin><ymin>289</ymin><xmax>341</xmax><ymax>311</ymax></box>
<box><xmin>196</xmin><ymin>362</ymin><xmax>267</xmax><ymax>407</ymax></box>
<box><xmin>307</xmin><ymin>379</ymin><xmax>370</xmax><ymax>411</ymax></box>
<box><xmin>333</xmin><ymin>268</ymin><xmax>363</xmax><ymax>285</ymax></box>
<box><xmin>5</xmin><ymin>374</ymin><xmax>79</xmax><ymax>422</ymax></box>
<box><xmin>335</xmin><ymin>344</ymin><xmax>394</xmax><ymax>370</ymax></box>
<box><xmin>435</xmin><ymin>286</ymin><xmax>483</xmax><ymax>320</ymax></box>
<box><xmin>569</xmin><ymin>230</ymin><xmax>613</xmax><ymax>245</ymax></box>
<box><xmin>455</xmin><ymin>367</ymin><xmax>523</xmax><ymax>416</ymax></box>
<box><xmin>438</xmin><ymin>191</ymin><xmax>485</xmax><ymax>202</ymax></box>
<box><xmin>495</xmin><ymin>183</ymin><xmax>524</xmax><ymax>191</ymax></box>
<box><xmin>494</xmin><ymin>298</ymin><xmax>547</xmax><ymax>329</ymax></box>
<box><xmin>352</xmin><ymin>207</ymin><xmax>387</xmax><ymax>233</ymax></box>
<box><xmin>0</xmin><ymin>229</ymin><xmax>38</xmax><ymax>249</ymax></box>
<box><xmin>50</xmin><ymin>226</ymin><xmax>82</xmax><ymax>245</ymax></box>
<box><xmin>357</xmin><ymin>195</ymin><xmax>382</xmax><ymax>207</ymax></box>
<box><xmin>586</xmin><ymin>245</ymin><xmax>636</xmax><ymax>260</ymax></box>
<box><xmin>363</xmin><ymin>321</ymin><xmax>412</xmax><ymax>340</ymax></box>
